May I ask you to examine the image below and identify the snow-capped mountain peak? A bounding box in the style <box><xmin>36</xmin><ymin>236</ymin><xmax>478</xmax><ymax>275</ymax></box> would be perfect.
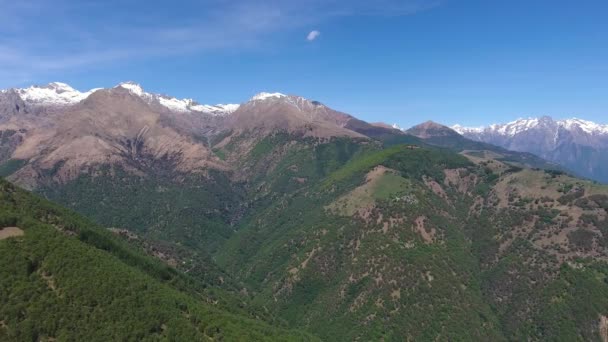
<box><xmin>560</xmin><ymin>118</ymin><xmax>608</xmax><ymax>135</ymax></box>
<box><xmin>115</xmin><ymin>81</ymin><xmax>147</xmax><ymax>97</ymax></box>
<box><xmin>46</xmin><ymin>82</ymin><xmax>75</xmax><ymax>92</ymax></box>
<box><xmin>250</xmin><ymin>92</ymin><xmax>287</xmax><ymax>101</ymax></box>
<box><xmin>242</xmin><ymin>92</ymin><xmax>339</xmax><ymax>118</ymax></box>
<box><xmin>495</xmin><ymin>118</ymin><xmax>541</xmax><ymax>136</ymax></box>
<box><xmin>14</xmin><ymin>82</ymin><xmax>101</xmax><ymax>106</ymax></box>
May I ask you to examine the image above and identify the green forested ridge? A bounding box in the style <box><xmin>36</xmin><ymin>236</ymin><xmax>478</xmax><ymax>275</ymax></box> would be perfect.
<box><xmin>0</xmin><ymin>179</ymin><xmax>317</xmax><ymax>341</ymax></box>
<box><xmin>4</xmin><ymin>130</ymin><xmax>608</xmax><ymax>340</ymax></box>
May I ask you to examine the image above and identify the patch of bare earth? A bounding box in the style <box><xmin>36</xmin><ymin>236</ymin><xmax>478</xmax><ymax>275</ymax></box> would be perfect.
<box><xmin>38</xmin><ymin>270</ymin><xmax>58</xmax><ymax>292</ymax></box>
<box><xmin>413</xmin><ymin>216</ymin><xmax>435</xmax><ymax>244</ymax></box>
<box><xmin>365</xmin><ymin>165</ymin><xmax>393</xmax><ymax>182</ymax></box>
<box><xmin>423</xmin><ymin>176</ymin><xmax>448</xmax><ymax>200</ymax></box>
<box><xmin>444</xmin><ymin>168</ymin><xmax>478</xmax><ymax>194</ymax></box>
<box><xmin>601</xmin><ymin>315</ymin><xmax>608</xmax><ymax>342</ymax></box>
<box><xmin>0</xmin><ymin>227</ymin><xmax>24</xmax><ymax>240</ymax></box>
<box><xmin>390</xmin><ymin>288</ymin><xmax>401</xmax><ymax>300</ymax></box>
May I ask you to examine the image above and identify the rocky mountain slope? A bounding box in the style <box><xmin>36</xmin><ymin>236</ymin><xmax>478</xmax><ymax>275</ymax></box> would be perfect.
<box><xmin>0</xmin><ymin>82</ymin><xmax>241</xmax><ymax>187</ymax></box>
<box><xmin>453</xmin><ymin>116</ymin><xmax>608</xmax><ymax>183</ymax></box>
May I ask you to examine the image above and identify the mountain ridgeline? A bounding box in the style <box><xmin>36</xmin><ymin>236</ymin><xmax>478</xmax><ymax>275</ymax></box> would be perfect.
<box><xmin>1</xmin><ymin>82</ymin><xmax>608</xmax><ymax>340</ymax></box>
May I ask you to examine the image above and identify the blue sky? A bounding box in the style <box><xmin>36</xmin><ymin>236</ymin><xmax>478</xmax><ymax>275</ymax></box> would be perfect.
<box><xmin>0</xmin><ymin>0</ymin><xmax>606</xmax><ymax>128</ymax></box>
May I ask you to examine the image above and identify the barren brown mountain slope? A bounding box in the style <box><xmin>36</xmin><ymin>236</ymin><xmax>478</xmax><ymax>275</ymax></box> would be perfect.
<box><xmin>9</xmin><ymin>87</ymin><xmax>227</xmax><ymax>188</ymax></box>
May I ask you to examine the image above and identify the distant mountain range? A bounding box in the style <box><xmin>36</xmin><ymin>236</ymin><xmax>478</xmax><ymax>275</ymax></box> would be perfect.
<box><xmin>1</xmin><ymin>81</ymin><xmax>240</xmax><ymax>115</ymax></box>
<box><xmin>2</xmin><ymin>82</ymin><xmax>604</xmax><ymax>184</ymax></box>
<box><xmin>453</xmin><ymin>116</ymin><xmax>608</xmax><ymax>183</ymax></box>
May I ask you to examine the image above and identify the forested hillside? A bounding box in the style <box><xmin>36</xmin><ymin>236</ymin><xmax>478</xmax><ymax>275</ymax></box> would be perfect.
<box><xmin>0</xmin><ymin>179</ymin><xmax>317</xmax><ymax>341</ymax></box>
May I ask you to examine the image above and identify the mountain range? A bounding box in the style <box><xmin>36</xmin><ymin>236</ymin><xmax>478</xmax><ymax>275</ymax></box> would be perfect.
<box><xmin>2</xmin><ymin>82</ymin><xmax>608</xmax><ymax>340</ymax></box>
<box><xmin>0</xmin><ymin>82</ymin><xmax>393</xmax><ymax>188</ymax></box>
<box><xmin>454</xmin><ymin>116</ymin><xmax>608</xmax><ymax>183</ymax></box>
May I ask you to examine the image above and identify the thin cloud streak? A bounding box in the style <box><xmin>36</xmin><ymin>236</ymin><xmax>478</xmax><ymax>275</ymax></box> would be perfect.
<box><xmin>0</xmin><ymin>0</ymin><xmax>440</xmax><ymax>84</ymax></box>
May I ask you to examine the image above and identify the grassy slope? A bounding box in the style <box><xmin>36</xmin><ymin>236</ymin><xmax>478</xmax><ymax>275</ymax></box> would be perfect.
<box><xmin>0</xmin><ymin>179</ymin><xmax>317</xmax><ymax>341</ymax></box>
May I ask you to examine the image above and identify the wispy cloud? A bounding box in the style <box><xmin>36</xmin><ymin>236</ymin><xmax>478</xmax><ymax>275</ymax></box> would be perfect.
<box><xmin>0</xmin><ymin>0</ymin><xmax>440</xmax><ymax>85</ymax></box>
<box><xmin>307</xmin><ymin>30</ymin><xmax>321</xmax><ymax>41</ymax></box>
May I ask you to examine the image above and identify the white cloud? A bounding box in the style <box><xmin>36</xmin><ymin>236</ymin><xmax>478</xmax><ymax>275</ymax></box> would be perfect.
<box><xmin>307</xmin><ymin>30</ymin><xmax>321</xmax><ymax>41</ymax></box>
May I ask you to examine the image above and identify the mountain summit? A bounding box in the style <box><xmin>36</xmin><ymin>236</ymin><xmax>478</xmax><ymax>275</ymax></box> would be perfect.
<box><xmin>407</xmin><ymin>121</ymin><xmax>461</xmax><ymax>139</ymax></box>
<box><xmin>222</xmin><ymin>92</ymin><xmax>370</xmax><ymax>138</ymax></box>
<box><xmin>9</xmin><ymin>82</ymin><xmax>100</xmax><ymax>107</ymax></box>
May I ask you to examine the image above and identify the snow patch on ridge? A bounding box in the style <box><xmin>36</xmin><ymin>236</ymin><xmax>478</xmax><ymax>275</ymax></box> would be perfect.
<box><xmin>190</xmin><ymin>103</ymin><xmax>240</xmax><ymax>115</ymax></box>
<box><xmin>116</xmin><ymin>82</ymin><xmax>147</xmax><ymax>97</ymax></box>
<box><xmin>451</xmin><ymin>124</ymin><xmax>483</xmax><ymax>134</ymax></box>
<box><xmin>157</xmin><ymin>96</ymin><xmax>239</xmax><ymax>115</ymax></box>
<box><xmin>392</xmin><ymin>123</ymin><xmax>405</xmax><ymax>131</ymax></box>
<box><xmin>115</xmin><ymin>82</ymin><xmax>238</xmax><ymax>116</ymax></box>
<box><xmin>251</xmin><ymin>92</ymin><xmax>287</xmax><ymax>101</ymax></box>
<box><xmin>158</xmin><ymin>96</ymin><xmax>192</xmax><ymax>112</ymax></box>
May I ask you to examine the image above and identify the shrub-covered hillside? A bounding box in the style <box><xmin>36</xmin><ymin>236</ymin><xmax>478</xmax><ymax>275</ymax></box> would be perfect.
<box><xmin>216</xmin><ymin>137</ymin><xmax>608</xmax><ymax>341</ymax></box>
